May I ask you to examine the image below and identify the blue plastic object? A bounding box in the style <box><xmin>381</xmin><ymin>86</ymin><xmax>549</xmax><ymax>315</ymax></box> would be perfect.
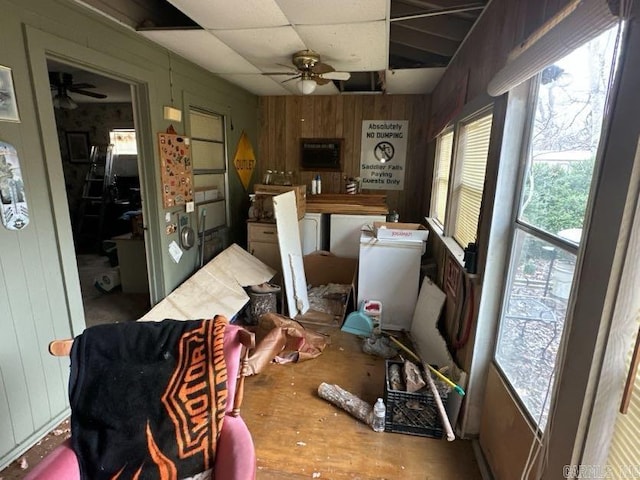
<box><xmin>341</xmin><ymin>304</ymin><xmax>373</xmax><ymax>337</ymax></box>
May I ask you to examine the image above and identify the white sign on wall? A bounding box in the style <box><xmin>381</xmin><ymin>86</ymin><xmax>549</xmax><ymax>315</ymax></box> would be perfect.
<box><xmin>359</xmin><ymin>120</ymin><xmax>408</xmax><ymax>190</ymax></box>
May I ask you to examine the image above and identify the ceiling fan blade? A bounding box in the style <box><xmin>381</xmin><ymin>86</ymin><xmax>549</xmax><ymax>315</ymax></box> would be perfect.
<box><xmin>277</xmin><ymin>63</ymin><xmax>296</xmax><ymax>70</ymax></box>
<box><xmin>314</xmin><ymin>77</ymin><xmax>332</xmax><ymax>86</ymax></box>
<box><xmin>310</xmin><ymin>62</ymin><xmax>335</xmax><ymax>75</ymax></box>
<box><xmin>281</xmin><ymin>75</ymin><xmax>302</xmax><ymax>84</ymax></box>
<box><xmin>261</xmin><ymin>72</ymin><xmax>298</xmax><ymax>76</ymax></box>
<box><xmin>69</xmin><ymin>88</ymin><xmax>107</xmax><ymax>99</ymax></box>
<box><xmin>321</xmin><ymin>71</ymin><xmax>351</xmax><ymax>81</ymax></box>
<box><xmin>70</xmin><ymin>83</ymin><xmax>96</xmax><ymax>89</ymax></box>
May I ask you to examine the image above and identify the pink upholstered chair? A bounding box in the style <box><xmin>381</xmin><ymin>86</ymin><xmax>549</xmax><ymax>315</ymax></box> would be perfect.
<box><xmin>26</xmin><ymin>323</ymin><xmax>256</xmax><ymax>480</ymax></box>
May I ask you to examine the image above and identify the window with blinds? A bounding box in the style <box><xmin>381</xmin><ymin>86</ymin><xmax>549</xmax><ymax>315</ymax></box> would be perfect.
<box><xmin>453</xmin><ymin>114</ymin><xmax>493</xmax><ymax>248</ymax></box>
<box><xmin>432</xmin><ymin>131</ymin><xmax>454</xmax><ymax>227</ymax></box>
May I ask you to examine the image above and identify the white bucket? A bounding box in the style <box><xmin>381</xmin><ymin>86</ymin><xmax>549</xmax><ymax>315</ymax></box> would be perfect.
<box><xmin>550</xmin><ymin>261</ymin><xmax>574</xmax><ymax>300</ymax></box>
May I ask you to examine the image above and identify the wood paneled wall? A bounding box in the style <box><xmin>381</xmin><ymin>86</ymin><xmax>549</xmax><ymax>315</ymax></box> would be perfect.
<box><xmin>430</xmin><ymin>0</ymin><xmax>574</xmax><ymax>128</ymax></box>
<box><xmin>257</xmin><ymin>94</ymin><xmax>431</xmax><ymax>222</ymax></box>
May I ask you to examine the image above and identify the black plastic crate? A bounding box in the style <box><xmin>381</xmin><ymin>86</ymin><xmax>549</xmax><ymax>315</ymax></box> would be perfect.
<box><xmin>383</xmin><ymin>360</ymin><xmax>449</xmax><ymax>438</ymax></box>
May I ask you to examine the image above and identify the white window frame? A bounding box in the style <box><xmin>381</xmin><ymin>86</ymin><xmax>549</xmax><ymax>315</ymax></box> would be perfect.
<box><xmin>431</xmin><ymin>128</ymin><xmax>454</xmax><ymax>229</ymax></box>
<box><xmin>429</xmin><ymin>103</ymin><xmax>494</xmax><ymax>254</ymax></box>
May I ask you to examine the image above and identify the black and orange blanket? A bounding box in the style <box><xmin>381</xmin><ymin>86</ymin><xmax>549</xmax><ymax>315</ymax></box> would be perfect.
<box><xmin>69</xmin><ymin>317</ymin><xmax>228</xmax><ymax>480</ymax></box>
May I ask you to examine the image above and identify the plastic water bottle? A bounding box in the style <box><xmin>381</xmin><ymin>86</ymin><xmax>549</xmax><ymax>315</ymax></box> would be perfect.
<box><xmin>372</xmin><ymin>398</ymin><xmax>386</xmax><ymax>432</ymax></box>
<box><xmin>316</xmin><ymin>175</ymin><xmax>322</xmax><ymax>194</ymax></box>
<box><xmin>311</xmin><ymin>177</ymin><xmax>318</xmax><ymax>195</ymax></box>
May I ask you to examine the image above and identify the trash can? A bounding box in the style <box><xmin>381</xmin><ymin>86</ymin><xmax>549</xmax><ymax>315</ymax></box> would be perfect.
<box><xmin>247</xmin><ymin>283</ymin><xmax>281</xmax><ymax>325</ymax></box>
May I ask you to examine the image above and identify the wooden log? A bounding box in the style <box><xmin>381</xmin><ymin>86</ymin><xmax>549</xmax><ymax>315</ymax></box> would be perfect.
<box><xmin>388</xmin><ymin>363</ymin><xmax>404</xmax><ymax>391</ymax></box>
<box><xmin>403</xmin><ymin>360</ymin><xmax>426</xmax><ymax>393</ymax></box>
<box><xmin>317</xmin><ymin>382</ymin><xmax>372</xmax><ymax>425</ymax></box>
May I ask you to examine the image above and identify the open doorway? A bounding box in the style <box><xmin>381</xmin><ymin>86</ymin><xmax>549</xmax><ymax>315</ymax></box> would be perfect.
<box><xmin>47</xmin><ymin>59</ymin><xmax>150</xmax><ymax>327</ymax></box>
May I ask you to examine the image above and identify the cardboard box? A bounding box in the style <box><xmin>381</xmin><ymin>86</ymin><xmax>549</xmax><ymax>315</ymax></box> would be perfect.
<box><xmin>294</xmin><ymin>251</ymin><xmax>358</xmax><ymax>329</ymax></box>
<box><xmin>373</xmin><ymin>222</ymin><xmax>429</xmax><ymax>241</ymax></box>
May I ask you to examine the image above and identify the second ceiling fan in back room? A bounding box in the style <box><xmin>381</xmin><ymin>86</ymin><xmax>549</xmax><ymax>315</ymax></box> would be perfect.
<box><xmin>49</xmin><ymin>71</ymin><xmax>107</xmax><ymax>110</ymax></box>
<box><xmin>262</xmin><ymin>49</ymin><xmax>351</xmax><ymax>95</ymax></box>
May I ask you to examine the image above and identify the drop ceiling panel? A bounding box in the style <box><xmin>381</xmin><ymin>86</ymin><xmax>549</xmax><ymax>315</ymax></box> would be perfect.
<box><xmin>275</xmin><ymin>0</ymin><xmax>387</xmax><ymax>24</ymax></box>
<box><xmin>384</xmin><ymin>67</ymin><xmax>446</xmax><ymax>94</ymax></box>
<box><xmin>296</xmin><ymin>21</ymin><xmax>388</xmax><ymax>71</ymax></box>
<box><xmin>212</xmin><ymin>27</ymin><xmax>306</xmax><ymax>70</ymax></box>
<box><xmin>139</xmin><ymin>30</ymin><xmax>260</xmax><ymax>74</ymax></box>
<box><xmin>219</xmin><ymin>74</ymin><xmax>292</xmax><ymax>96</ymax></box>
<box><xmin>168</xmin><ymin>0</ymin><xmax>289</xmax><ymax>29</ymax></box>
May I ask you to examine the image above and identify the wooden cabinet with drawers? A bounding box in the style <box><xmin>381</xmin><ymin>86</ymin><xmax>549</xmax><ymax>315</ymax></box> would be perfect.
<box><xmin>247</xmin><ymin>222</ymin><xmax>280</xmax><ymax>274</ymax></box>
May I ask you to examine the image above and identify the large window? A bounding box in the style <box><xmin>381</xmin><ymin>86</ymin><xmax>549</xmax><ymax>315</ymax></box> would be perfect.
<box><xmin>495</xmin><ymin>27</ymin><xmax>618</xmax><ymax>427</ymax></box>
<box><xmin>430</xmin><ymin>111</ymin><xmax>493</xmax><ymax>249</ymax></box>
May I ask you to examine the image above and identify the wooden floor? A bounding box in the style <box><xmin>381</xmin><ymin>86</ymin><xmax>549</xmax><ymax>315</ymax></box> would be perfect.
<box><xmin>242</xmin><ymin>328</ymin><xmax>482</xmax><ymax>480</ymax></box>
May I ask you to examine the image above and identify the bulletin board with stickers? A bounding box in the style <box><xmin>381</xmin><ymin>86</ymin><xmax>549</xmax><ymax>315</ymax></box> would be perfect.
<box><xmin>158</xmin><ymin>132</ymin><xmax>193</xmax><ymax>208</ymax></box>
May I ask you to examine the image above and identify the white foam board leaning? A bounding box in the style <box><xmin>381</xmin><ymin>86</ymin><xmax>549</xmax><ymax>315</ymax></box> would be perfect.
<box><xmin>140</xmin><ymin>244</ymin><xmax>275</xmax><ymax>322</ymax></box>
<box><xmin>273</xmin><ymin>190</ymin><xmax>310</xmax><ymax>317</ymax></box>
<box><xmin>409</xmin><ymin>278</ymin><xmax>468</xmax><ymax>434</ymax></box>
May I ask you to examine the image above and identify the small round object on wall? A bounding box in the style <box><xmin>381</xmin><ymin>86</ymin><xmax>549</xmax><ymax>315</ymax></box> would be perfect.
<box><xmin>181</xmin><ymin>226</ymin><xmax>195</xmax><ymax>250</ymax></box>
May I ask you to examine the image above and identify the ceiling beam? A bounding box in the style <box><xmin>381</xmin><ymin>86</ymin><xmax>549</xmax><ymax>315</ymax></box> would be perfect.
<box><xmin>393</xmin><ymin>0</ymin><xmax>485</xmax><ymax>20</ymax></box>
<box><xmin>77</xmin><ymin>0</ymin><xmax>196</xmax><ymax>28</ymax></box>
<box><xmin>391</xmin><ymin>2</ymin><xmax>472</xmax><ymax>41</ymax></box>
<box><xmin>389</xmin><ymin>43</ymin><xmax>451</xmax><ymax>68</ymax></box>
<box><xmin>390</xmin><ymin>23</ymin><xmax>459</xmax><ymax>57</ymax></box>
<box><xmin>396</xmin><ymin>0</ymin><xmax>486</xmax><ymax>10</ymax></box>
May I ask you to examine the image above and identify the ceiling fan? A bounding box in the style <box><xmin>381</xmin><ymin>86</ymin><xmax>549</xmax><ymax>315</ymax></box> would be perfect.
<box><xmin>263</xmin><ymin>50</ymin><xmax>351</xmax><ymax>94</ymax></box>
<box><xmin>49</xmin><ymin>72</ymin><xmax>107</xmax><ymax>109</ymax></box>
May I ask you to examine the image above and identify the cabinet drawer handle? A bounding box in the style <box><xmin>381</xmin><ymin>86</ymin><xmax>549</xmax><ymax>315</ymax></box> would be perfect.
<box><xmin>262</xmin><ymin>230</ymin><xmax>274</xmax><ymax>235</ymax></box>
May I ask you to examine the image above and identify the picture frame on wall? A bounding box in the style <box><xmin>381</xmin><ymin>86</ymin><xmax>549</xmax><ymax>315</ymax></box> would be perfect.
<box><xmin>0</xmin><ymin>65</ymin><xmax>20</xmax><ymax>123</ymax></box>
<box><xmin>300</xmin><ymin>138</ymin><xmax>343</xmax><ymax>171</ymax></box>
<box><xmin>66</xmin><ymin>131</ymin><xmax>91</xmax><ymax>163</ymax></box>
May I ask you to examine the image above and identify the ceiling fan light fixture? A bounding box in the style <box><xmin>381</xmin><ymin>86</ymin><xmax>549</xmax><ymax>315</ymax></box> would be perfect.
<box><xmin>53</xmin><ymin>93</ymin><xmax>78</xmax><ymax>110</ymax></box>
<box><xmin>297</xmin><ymin>76</ymin><xmax>316</xmax><ymax>95</ymax></box>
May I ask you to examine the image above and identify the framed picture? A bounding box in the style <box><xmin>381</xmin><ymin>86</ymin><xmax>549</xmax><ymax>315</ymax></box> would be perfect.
<box><xmin>0</xmin><ymin>65</ymin><xmax>20</xmax><ymax>123</ymax></box>
<box><xmin>300</xmin><ymin>138</ymin><xmax>343</xmax><ymax>171</ymax></box>
<box><xmin>66</xmin><ymin>131</ymin><xmax>91</xmax><ymax>163</ymax></box>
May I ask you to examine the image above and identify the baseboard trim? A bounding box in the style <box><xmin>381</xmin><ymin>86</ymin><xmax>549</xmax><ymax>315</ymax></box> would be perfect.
<box><xmin>473</xmin><ymin>438</ymin><xmax>495</xmax><ymax>480</ymax></box>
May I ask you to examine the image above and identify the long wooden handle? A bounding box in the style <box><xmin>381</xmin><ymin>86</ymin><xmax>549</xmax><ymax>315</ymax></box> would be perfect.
<box><xmin>620</xmin><ymin>325</ymin><xmax>640</xmax><ymax>414</ymax></box>
<box><xmin>423</xmin><ymin>361</ymin><xmax>455</xmax><ymax>442</ymax></box>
